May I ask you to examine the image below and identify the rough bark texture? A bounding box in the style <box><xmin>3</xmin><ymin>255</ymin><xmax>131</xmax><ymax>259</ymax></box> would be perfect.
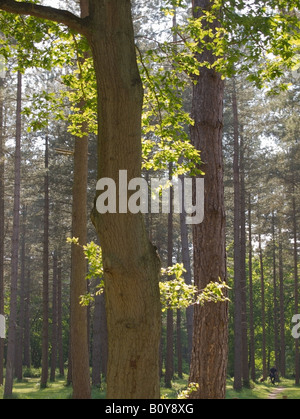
<box><xmin>189</xmin><ymin>0</ymin><xmax>228</xmax><ymax>399</ymax></box>
<box><xmin>89</xmin><ymin>0</ymin><xmax>162</xmax><ymax>399</ymax></box>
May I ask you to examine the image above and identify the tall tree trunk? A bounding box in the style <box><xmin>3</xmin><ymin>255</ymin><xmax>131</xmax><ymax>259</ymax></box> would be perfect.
<box><xmin>41</xmin><ymin>134</ymin><xmax>49</xmax><ymax>389</ymax></box>
<box><xmin>292</xmin><ymin>194</ymin><xmax>299</xmax><ymax>385</ymax></box>
<box><xmin>258</xmin><ymin>233</ymin><xmax>267</xmax><ymax>381</ymax></box>
<box><xmin>189</xmin><ymin>0</ymin><xmax>228</xmax><ymax>399</ymax></box>
<box><xmin>179</xmin><ymin>177</ymin><xmax>193</xmax><ymax>363</ymax></box>
<box><xmin>50</xmin><ymin>252</ymin><xmax>58</xmax><ymax>382</ymax></box>
<box><xmin>70</xmin><ymin>125</ymin><xmax>90</xmax><ymax>398</ymax></box>
<box><xmin>232</xmin><ymin>78</ymin><xmax>242</xmax><ymax>391</ymax></box>
<box><xmin>57</xmin><ymin>260</ymin><xmax>64</xmax><ymax>377</ymax></box>
<box><xmin>23</xmin><ymin>264</ymin><xmax>31</xmax><ymax>369</ymax></box>
<box><xmin>248</xmin><ymin>196</ymin><xmax>256</xmax><ymax>381</ymax></box>
<box><xmin>0</xmin><ymin>74</ymin><xmax>5</xmax><ymax>386</ymax></box>
<box><xmin>278</xmin><ymin>225</ymin><xmax>286</xmax><ymax>377</ymax></box>
<box><xmin>15</xmin><ymin>206</ymin><xmax>27</xmax><ymax>381</ymax></box>
<box><xmin>92</xmin><ymin>281</ymin><xmax>102</xmax><ymax>388</ymax></box>
<box><xmin>4</xmin><ymin>71</ymin><xmax>22</xmax><ymax>398</ymax></box>
<box><xmin>68</xmin><ymin>0</ymin><xmax>91</xmax><ymax>399</ymax></box>
<box><xmin>90</xmin><ymin>0</ymin><xmax>161</xmax><ymax>399</ymax></box>
<box><xmin>165</xmin><ymin>164</ymin><xmax>174</xmax><ymax>389</ymax></box>
<box><xmin>272</xmin><ymin>212</ymin><xmax>279</xmax><ymax>371</ymax></box>
<box><xmin>240</xmin><ymin>131</ymin><xmax>249</xmax><ymax>387</ymax></box>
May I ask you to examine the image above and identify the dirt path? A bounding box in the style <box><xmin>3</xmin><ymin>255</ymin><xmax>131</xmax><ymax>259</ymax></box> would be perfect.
<box><xmin>268</xmin><ymin>387</ymin><xmax>285</xmax><ymax>399</ymax></box>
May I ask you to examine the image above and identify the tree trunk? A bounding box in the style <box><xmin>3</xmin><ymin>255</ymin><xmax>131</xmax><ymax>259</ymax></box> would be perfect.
<box><xmin>41</xmin><ymin>135</ymin><xmax>49</xmax><ymax>389</ymax></box>
<box><xmin>70</xmin><ymin>128</ymin><xmax>90</xmax><ymax>398</ymax></box>
<box><xmin>189</xmin><ymin>0</ymin><xmax>228</xmax><ymax>399</ymax></box>
<box><xmin>248</xmin><ymin>196</ymin><xmax>256</xmax><ymax>381</ymax></box>
<box><xmin>278</xmin><ymin>225</ymin><xmax>286</xmax><ymax>377</ymax></box>
<box><xmin>179</xmin><ymin>176</ymin><xmax>193</xmax><ymax>362</ymax></box>
<box><xmin>57</xmin><ymin>260</ymin><xmax>64</xmax><ymax>377</ymax></box>
<box><xmin>258</xmin><ymin>233</ymin><xmax>267</xmax><ymax>381</ymax></box>
<box><xmin>90</xmin><ymin>0</ymin><xmax>161</xmax><ymax>399</ymax></box>
<box><xmin>92</xmin><ymin>281</ymin><xmax>102</xmax><ymax>388</ymax></box>
<box><xmin>292</xmin><ymin>194</ymin><xmax>299</xmax><ymax>385</ymax></box>
<box><xmin>232</xmin><ymin>78</ymin><xmax>242</xmax><ymax>391</ymax></box>
<box><xmin>0</xmin><ymin>75</ymin><xmax>5</xmax><ymax>386</ymax></box>
<box><xmin>50</xmin><ymin>252</ymin><xmax>58</xmax><ymax>382</ymax></box>
<box><xmin>4</xmin><ymin>71</ymin><xmax>22</xmax><ymax>398</ymax></box>
<box><xmin>165</xmin><ymin>164</ymin><xmax>174</xmax><ymax>389</ymax></box>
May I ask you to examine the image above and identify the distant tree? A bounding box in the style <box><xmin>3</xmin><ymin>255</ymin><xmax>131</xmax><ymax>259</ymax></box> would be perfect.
<box><xmin>4</xmin><ymin>71</ymin><xmax>22</xmax><ymax>398</ymax></box>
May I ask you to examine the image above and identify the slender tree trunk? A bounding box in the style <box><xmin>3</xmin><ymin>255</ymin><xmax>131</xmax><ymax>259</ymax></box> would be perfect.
<box><xmin>292</xmin><ymin>194</ymin><xmax>299</xmax><ymax>385</ymax></box>
<box><xmin>41</xmin><ymin>135</ymin><xmax>49</xmax><ymax>389</ymax></box>
<box><xmin>90</xmin><ymin>0</ymin><xmax>161</xmax><ymax>398</ymax></box>
<box><xmin>165</xmin><ymin>164</ymin><xmax>174</xmax><ymax>389</ymax></box>
<box><xmin>278</xmin><ymin>225</ymin><xmax>286</xmax><ymax>377</ymax></box>
<box><xmin>189</xmin><ymin>0</ymin><xmax>228</xmax><ymax>399</ymax></box>
<box><xmin>50</xmin><ymin>252</ymin><xmax>58</xmax><ymax>382</ymax></box>
<box><xmin>240</xmin><ymin>131</ymin><xmax>249</xmax><ymax>387</ymax></box>
<box><xmin>179</xmin><ymin>176</ymin><xmax>193</xmax><ymax>363</ymax></box>
<box><xmin>68</xmin><ymin>0</ymin><xmax>91</xmax><ymax>399</ymax></box>
<box><xmin>232</xmin><ymin>78</ymin><xmax>242</xmax><ymax>391</ymax></box>
<box><xmin>0</xmin><ymin>75</ymin><xmax>5</xmax><ymax>386</ymax></box>
<box><xmin>57</xmin><ymin>260</ymin><xmax>64</xmax><ymax>377</ymax></box>
<box><xmin>248</xmin><ymin>196</ymin><xmax>256</xmax><ymax>381</ymax></box>
<box><xmin>15</xmin><ymin>206</ymin><xmax>27</xmax><ymax>381</ymax></box>
<box><xmin>4</xmin><ymin>71</ymin><xmax>22</xmax><ymax>398</ymax></box>
<box><xmin>92</xmin><ymin>281</ymin><xmax>102</xmax><ymax>388</ymax></box>
<box><xmin>176</xmin><ymin>309</ymin><xmax>183</xmax><ymax>379</ymax></box>
<box><xmin>258</xmin><ymin>233</ymin><xmax>267</xmax><ymax>381</ymax></box>
<box><xmin>272</xmin><ymin>212</ymin><xmax>279</xmax><ymax>371</ymax></box>
<box><xmin>23</xmin><ymin>264</ymin><xmax>31</xmax><ymax>369</ymax></box>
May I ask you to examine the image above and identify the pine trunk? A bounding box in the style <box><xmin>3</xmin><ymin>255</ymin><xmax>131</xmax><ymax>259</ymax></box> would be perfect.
<box><xmin>41</xmin><ymin>135</ymin><xmax>49</xmax><ymax>389</ymax></box>
<box><xmin>0</xmin><ymin>75</ymin><xmax>5</xmax><ymax>386</ymax></box>
<box><xmin>189</xmin><ymin>0</ymin><xmax>228</xmax><ymax>399</ymax></box>
<box><xmin>4</xmin><ymin>71</ymin><xmax>22</xmax><ymax>397</ymax></box>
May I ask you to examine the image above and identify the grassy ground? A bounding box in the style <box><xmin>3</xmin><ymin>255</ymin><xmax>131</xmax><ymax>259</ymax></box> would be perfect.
<box><xmin>226</xmin><ymin>377</ymin><xmax>300</xmax><ymax>399</ymax></box>
<box><xmin>1</xmin><ymin>372</ymin><xmax>300</xmax><ymax>399</ymax></box>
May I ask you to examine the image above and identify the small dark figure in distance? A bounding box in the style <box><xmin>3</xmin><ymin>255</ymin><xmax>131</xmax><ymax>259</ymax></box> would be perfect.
<box><xmin>269</xmin><ymin>367</ymin><xmax>278</xmax><ymax>385</ymax></box>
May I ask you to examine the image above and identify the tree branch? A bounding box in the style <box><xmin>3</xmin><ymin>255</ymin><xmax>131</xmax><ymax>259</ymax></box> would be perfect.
<box><xmin>0</xmin><ymin>0</ymin><xmax>90</xmax><ymax>36</ymax></box>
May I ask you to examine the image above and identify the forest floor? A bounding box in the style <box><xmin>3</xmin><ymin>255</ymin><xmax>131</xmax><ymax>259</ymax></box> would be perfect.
<box><xmin>1</xmin><ymin>372</ymin><xmax>300</xmax><ymax>399</ymax></box>
<box><xmin>226</xmin><ymin>377</ymin><xmax>300</xmax><ymax>399</ymax></box>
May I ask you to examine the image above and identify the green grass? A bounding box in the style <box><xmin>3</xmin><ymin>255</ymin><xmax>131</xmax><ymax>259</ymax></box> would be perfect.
<box><xmin>1</xmin><ymin>372</ymin><xmax>300</xmax><ymax>399</ymax></box>
<box><xmin>226</xmin><ymin>377</ymin><xmax>300</xmax><ymax>399</ymax></box>
<box><xmin>0</xmin><ymin>372</ymin><xmax>106</xmax><ymax>400</ymax></box>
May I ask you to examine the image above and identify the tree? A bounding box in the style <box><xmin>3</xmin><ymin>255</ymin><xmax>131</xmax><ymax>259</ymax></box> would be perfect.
<box><xmin>0</xmin><ymin>0</ymin><xmax>162</xmax><ymax>398</ymax></box>
<box><xmin>41</xmin><ymin>134</ymin><xmax>49</xmax><ymax>389</ymax></box>
<box><xmin>4</xmin><ymin>71</ymin><xmax>22</xmax><ymax>398</ymax></box>
<box><xmin>69</xmin><ymin>0</ymin><xmax>91</xmax><ymax>399</ymax></box>
<box><xmin>189</xmin><ymin>0</ymin><xmax>228</xmax><ymax>399</ymax></box>
<box><xmin>0</xmin><ymin>64</ymin><xmax>5</xmax><ymax>386</ymax></box>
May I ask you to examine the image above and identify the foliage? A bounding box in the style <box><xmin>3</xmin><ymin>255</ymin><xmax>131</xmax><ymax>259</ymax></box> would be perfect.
<box><xmin>160</xmin><ymin>263</ymin><xmax>229</xmax><ymax>312</ymax></box>
<box><xmin>67</xmin><ymin>239</ymin><xmax>229</xmax><ymax>311</ymax></box>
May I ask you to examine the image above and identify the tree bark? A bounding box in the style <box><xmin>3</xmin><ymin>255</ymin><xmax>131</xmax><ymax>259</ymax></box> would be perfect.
<box><xmin>232</xmin><ymin>78</ymin><xmax>242</xmax><ymax>391</ymax></box>
<box><xmin>90</xmin><ymin>0</ymin><xmax>161</xmax><ymax>398</ymax></box>
<box><xmin>41</xmin><ymin>134</ymin><xmax>49</xmax><ymax>389</ymax></box>
<box><xmin>189</xmin><ymin>0</ymin><xmax>228</xmax><ymax>399</ymax></box>
<box><xmin>0</xmin><ymin>75</ymin><xmax>5</xmax><ymax>386</ymax></box>
<box><xmin>4</xmin><ymin>71</ymin><xmax>22</xmax><ymax>398</ymax></box>
<box><xmin>258</xmin><ymin>233</ymin><xmax>267</xmax><ymax>381</ymax></box>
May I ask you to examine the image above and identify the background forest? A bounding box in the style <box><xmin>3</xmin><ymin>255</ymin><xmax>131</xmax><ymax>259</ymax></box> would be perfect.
<box><xmin>0</xmin><ymin>0</ymin><xmax>299</xmax><ymax>399</ymax></box>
